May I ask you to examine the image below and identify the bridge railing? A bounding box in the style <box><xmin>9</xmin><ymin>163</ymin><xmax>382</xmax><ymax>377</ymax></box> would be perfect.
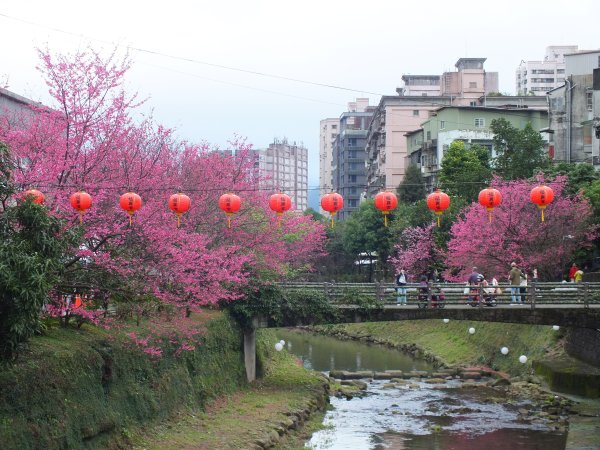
<box><xmin>278</xmin><ymin>281</ymin><xmax>600</xmax><ymax>309</ymax></box>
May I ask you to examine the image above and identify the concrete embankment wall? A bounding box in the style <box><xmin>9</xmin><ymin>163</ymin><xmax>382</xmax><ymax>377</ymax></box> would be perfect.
<box><xmin>566</xmin><ymin>328</ymin><xmax>600</xmax><ymax>367</ymax></box>
<box><xmin>0</xmin><ymin>314</ymin><xmax>248</xmax><ymax>449</ymax></box>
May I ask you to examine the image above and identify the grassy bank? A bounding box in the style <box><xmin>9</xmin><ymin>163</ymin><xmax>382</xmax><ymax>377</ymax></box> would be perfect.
<box><xmin>310</xmin><ymin>320</ymin><xmax>567</xmax><ymax>376</ymax></box>
<box><xmin>130</xmin><ymin>329</ymin><xmax>329</xmax><ymax>450</ymax></box>
<box><xmin>0</xmin><ymin>311</ymin><xmax>248</xmax><ymax>449</ymax></box>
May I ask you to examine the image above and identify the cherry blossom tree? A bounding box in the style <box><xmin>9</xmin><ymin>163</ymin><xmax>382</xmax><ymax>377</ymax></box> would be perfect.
<box><xmin>444</xmin><ymin>176</ymin><xmax>597</xmax><ymax>281</ymax></box>
<box><xmin>389</xmin><ymin>223</ymin><xmax>444</xmax><ymax>281</ymax></box>
<box><xmin>0</xmin><ymin>46</ymin><xmax>326</xmax><ymax>321</ymax></box>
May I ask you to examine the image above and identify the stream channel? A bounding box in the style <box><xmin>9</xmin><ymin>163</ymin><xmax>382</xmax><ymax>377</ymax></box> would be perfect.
<box><xmin>276</xmin><ymin>329</ymin><xmax>567</xmax><ymax>450</ymax></box>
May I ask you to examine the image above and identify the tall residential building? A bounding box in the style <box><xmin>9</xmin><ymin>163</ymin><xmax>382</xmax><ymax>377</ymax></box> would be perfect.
<box><xmin>548</xmin><ymin>50</ymin><xmax>600</xmax><ymax>165</ymax></box>
<box><xmin>366</xmin><ymin>58</ymin><xmax>499</xmax><ymax>194</ymax></box>
<box><xmin>247</xmin><ymin>139</ymin><xmax>308</xmax><ymax>211</ymax></box>
<box><xmin>515</xmin><ymin>46</ymin><xmax>578</xmax><ymax>95</ymax></box>
<box><xmin>331</xmin><ymin>99</ymin><xmax>375</xmax><ymax>220</ymax></box>
<box><xmin>319</xmin><ymin>118</ymin><xmax>339</xmax><ymax>199</ymax></box>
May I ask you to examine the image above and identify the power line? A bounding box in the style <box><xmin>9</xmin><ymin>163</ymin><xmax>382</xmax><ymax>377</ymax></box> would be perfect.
<box><xmin>0</xmin><ymin>11</ymin><xmax>385</xmax><ymax>97</ymax></box>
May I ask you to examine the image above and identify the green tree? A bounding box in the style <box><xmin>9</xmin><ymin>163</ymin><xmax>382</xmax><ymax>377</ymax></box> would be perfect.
<box><xmin>439</xmin><ymin>141</ymin><xmax>492</xmax><ymax>203</ymax></box>
<box><xmin>341</xmin><ymin>201</ymin><xmax>395</xmax><ymax>281</ymax></box>
<box><xmin>0</xmin><ymin>144</ymin><xmax>73</xmax><ymax>357</ymax></box>
<box><xmin>491</xmin><ymin>118</ymin><xmax>549</xmax><ymax>180</ymax></box>
<box><xmin>397</xmin><ymin>164</ymin><xmax>426</xmax><ymax>204</ymax></box>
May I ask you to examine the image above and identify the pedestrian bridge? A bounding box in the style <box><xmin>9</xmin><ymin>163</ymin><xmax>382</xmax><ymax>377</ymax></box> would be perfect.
<box><xmin>274</xmin><ymin>281</ymin><xmax>600</xmax><ymax>330</ymax></box>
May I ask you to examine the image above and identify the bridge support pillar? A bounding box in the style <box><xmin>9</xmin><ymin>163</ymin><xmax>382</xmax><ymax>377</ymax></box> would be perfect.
<box><xmin>243</xmin><ymin>318</ymin><xmax>259</xmax><ymax>383</ymax></box>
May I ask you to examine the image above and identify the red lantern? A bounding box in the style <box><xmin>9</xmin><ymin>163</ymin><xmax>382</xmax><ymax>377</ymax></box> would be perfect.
<box><xmin>218</xmin><ymin>193</ymin><xmax>241</xmax><ymax>228</ymax></box>
<box><xmin>23</xmin><ymin>189</ymin><xmax>45</xmax><ymax>205</ymax></box>
<box><xmin>426</xmin><ymin>189</ymin><xmax>450</xmax><ymax>227</ymax></box>
<box><xmin>530</xmin><ymin>185</ymin><xmax>554</xmax><ymax>222</ymax></box>
<box><xmin>321</xmin><ymin>192</ymin><xmax>344</xmax><ymax>228</ymax></box>
<box><xmin>119</xmin><ymin>192</ymin><xmax>142</xmax><ymax>225</ymax></box>
<box><xmin>73</xmin><ymin>294</ymin><xmax>82</xmax><ymax>309</ymax></box>
<box><xmin>478</xmin><ymin>188</ymin><xmax>502</xmax><ymax>222</ymax></box>
<box><xmin>269</xmin><ymin>193</ymin><xmax>292</xmax><ymax>227</ymax></box>
<box><xmin>168</xmin><ymin>193</ymin><xmax>191</xmax><ymax>228</ymax></box>
<box><xmin>374</xmin><ymin>192</ymin><xmax>398</xmax><ymax>227</ymax></box>
<box><xmin>70</xmin><ymin>191</ymin><xmax>92</xmax><ymax>224</ymax></box>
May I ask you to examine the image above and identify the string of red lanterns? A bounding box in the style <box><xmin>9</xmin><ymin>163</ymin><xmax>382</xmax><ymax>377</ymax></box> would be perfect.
<box><xmin>478</xmin><ymin>187</ymin><xmax>502</xmax><ymax>223</ymax></box>
<box><xmin>269</xmin><ymin>193</ymin><xmax>292</xmax><ymax>227</ymax></box>
<box><xmin>218</xmin><ymin>193</ymin><xmax>241</xmax><ymax>228</ymax></box>
<box><xmin>530</xmin><ymin>185</ymin><xmax>554</xmax><ymax>222</ymax></box>
<box><xmin>69</xmin><ymin>191</ymin><xmax>93</xmax><ymax>224</ymax></box>
<box><xmin>16</xmin><ymin>185</ymin><xmax>557</xmax><ymax>229</ymax></box>
<box><xmin>374</xmin><ymin>191</ymin><xmax>398</xmax><ymax>227</ymax></box>
<box><xmin>168</xmin><ymin>193</ymin><xmax>191</xmax><ymax>228</ymax></box>
<box><xmin>321</xmin><ymin>192</ymin><xmax>344</xmax><ymax>228</ymax></box>
<box><xmin>426</xmin><ymin>189</ymin><xmax>451</xmax><ymax>227</ymax></box>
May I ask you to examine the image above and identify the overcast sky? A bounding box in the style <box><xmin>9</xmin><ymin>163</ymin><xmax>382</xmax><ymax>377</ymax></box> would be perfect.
<box><xmin>1</xmin><ymin>0</ymin><xmax>598</xmax><ymax>198</ymax></box>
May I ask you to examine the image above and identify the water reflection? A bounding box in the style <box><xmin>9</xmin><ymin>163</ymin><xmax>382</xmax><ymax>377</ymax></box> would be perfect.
<box><xmin>275</xmin><ymin>329</ymin><xmax>566</xmax><ymax>450</ymax></box>
<box><xmin>276</xmin><ymin>329</ymin><xmax>432</xmax><ymax>373</ymax></box>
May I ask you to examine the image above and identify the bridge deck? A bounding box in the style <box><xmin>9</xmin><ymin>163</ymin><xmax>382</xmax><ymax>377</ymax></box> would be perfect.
<box><xmin>275</xmin><ymin>281</ymin><xmax>600</xmax><ymax>329</ymax></box>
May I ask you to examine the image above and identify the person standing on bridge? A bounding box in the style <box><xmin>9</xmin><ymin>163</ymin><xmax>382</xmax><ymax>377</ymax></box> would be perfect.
<box><xmin>508</xmin><ymin>262</ymin><xmax>524</xmax><ymax>304</ymax></box>
<box><xmin>396</xmin><ymin>269</ymin><xmax>408</xmax><ymax>305</ymax></box>
<box><xmin>569</xmin><ymin>263</ymin><xmax>579</xmax><ymax>282</ymax></box>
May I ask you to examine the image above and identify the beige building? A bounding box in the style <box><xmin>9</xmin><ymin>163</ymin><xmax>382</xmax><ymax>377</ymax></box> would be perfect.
<box><xmin>248</xmin><ymin>139</ymin><xmax>308</xmax><ymax>211</ymax></box>
<box><xmin>366</xmin><ymin>58</ymin><xmax>499</xmax><ymax>193</ymax></box>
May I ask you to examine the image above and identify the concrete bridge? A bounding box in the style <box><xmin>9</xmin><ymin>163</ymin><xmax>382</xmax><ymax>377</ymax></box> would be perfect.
<box><xmin>276</xmin><ymin>281</ymin><xmax>600</xmax><ymax>329</ymax></box>
<box><xmin>242</xmin><ymin>281</ymin><xmax>600</xmax><ymax>382</ymax></box>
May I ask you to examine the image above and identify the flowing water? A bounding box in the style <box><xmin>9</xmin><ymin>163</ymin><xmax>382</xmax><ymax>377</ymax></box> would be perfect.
<box><xmin>276</xmin><ymin>329</ymin><xmax>567</xmax><ymax>450</ymax></box>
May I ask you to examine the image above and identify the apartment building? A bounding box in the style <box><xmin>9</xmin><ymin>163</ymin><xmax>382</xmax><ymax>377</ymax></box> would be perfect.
<box><xmin>331</xmin><ymin>103</ymin><xmax>375</xmax><ymax>220</ymax></box>
<box><xmin>515</xmin><ymin>46</ymin><xmax>578</xmax><ymax>95</ymax></box>
<box><xmin>548</xmin><ymin>50</ymin><xmax>600</xmax><ymax>165</ymax></box>
<box><xmin>247</xmin><ymin>139</ymin><xmax>308</xmax><ymax>211</ymax></box>
<box><xmin>365</xmin><ymin>58</ymin><xmax>499</xmax><ymax>194</ymax></box>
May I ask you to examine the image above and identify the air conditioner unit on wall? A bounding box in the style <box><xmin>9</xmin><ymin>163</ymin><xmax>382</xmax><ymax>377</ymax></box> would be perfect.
<box><xmin>593</xmin><ymin>155</ymin><xmax>600</xmax><ymax>166</ymax></box>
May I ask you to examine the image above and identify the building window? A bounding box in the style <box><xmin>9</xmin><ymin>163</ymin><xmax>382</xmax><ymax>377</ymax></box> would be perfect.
<box><xmin>331</xmin><ymin>124</ymin><xmax>337</xmax><ymax>129</ymax></box>
<box><xmin>426</xmin><ymin>131</ymin><xmax>431</xmax><ymax>140</ymax></box>
<box><xmin>349</xmin><ymin>199</ymin><xmax>357</xmax><ymax>208</ymax></box>
<box><xmin>413</xmin><ymin>110</ymin><xmax>419</xmax><ymax>116</ymax></box>
<box><xmin>469</xmin><ymin>82</ymin><xmax>477</xmax><ymax>88</ymax></box>
<box><xmin>587</xmin><ymin>92</ymin><xmax>593</xmax><ymax>111</ymax></box>
<box><xmin>350</xmin><ymin>175</ymin><xmax>357</xmax><ymax>182</ymax></box>
<box><xmin>474</xmin><ymin>118</ymin><xmax>485</xmax><ymax>128</ymax></box>
<box><xmin>440</xmin><ymin>120</ymin><xmax>445</xmax><ymax>130</ymax></box>
<box><xmin>470</xmin><ymin>101</ymin><xmax>477</xmax><ymax>107</ymax></box>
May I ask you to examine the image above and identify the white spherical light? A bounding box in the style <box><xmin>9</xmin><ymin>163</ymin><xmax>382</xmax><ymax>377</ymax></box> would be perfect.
<box><xmin>274</xmin><ymin>342</ymin><xmax>283</xmax><ymax>352</ymax></box>
<box><xmin>443</xmin><ymin>318</ymin><xmax>450</xmax><ymax>323</ymax></box>
<box><xmin>552</xmin><ymin>325</ymin><xmax>560</xmax><ymax>331</ymax></box>
<box><xmin>501</xmin><ymin>347</ymin><xmax>509</xmax><ymax>355</ymax></box>
<box><xmin>519</xmin><ymin>355</ymin><xmax>528</xmax><ymax>364</ymax></box>
<box><xmin>468</xmin><ymin>327</ymin><xmax>476</xmax><ymax>335</ymax></box>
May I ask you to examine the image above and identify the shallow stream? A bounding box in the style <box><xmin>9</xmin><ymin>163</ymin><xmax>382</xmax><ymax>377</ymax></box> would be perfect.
<box><xmin>276</xmin><ymin>329</ymin><xmax>567</xmax><ymax>450</ymax></box>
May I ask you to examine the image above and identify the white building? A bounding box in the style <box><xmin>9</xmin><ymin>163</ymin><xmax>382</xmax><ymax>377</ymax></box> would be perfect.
<box><xmin>248</xmin><ymin>139</ymin><xmax>308</xmax><ymax>211</ymax></box>
<box><xmin>319</xmin><ymin>118</ymin><xmax>339</xmax><ymax>199</ymax></box>
<box><xmin>515</xmin><ymin>46</ymin><xmax>578</xmax><ymax>95</ymax></box>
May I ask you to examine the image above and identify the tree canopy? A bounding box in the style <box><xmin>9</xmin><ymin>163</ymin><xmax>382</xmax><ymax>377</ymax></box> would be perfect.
<box><xmin>491</xmin><ymin>118</ymin><xmax>550</xmax><ymax>180</ymax></box>
<box><xmin>397</xmin><ymin>164</ymin><xmax>426</xmax><ymax>204</ymax></box>
<box><xmin>439</xmin><ymin>141</ymin><xmax>492</xmax><ymax>203</ymax></box>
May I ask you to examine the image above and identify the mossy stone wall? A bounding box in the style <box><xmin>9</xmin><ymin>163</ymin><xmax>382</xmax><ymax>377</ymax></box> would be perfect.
<box><xmin>0</xmin><ymin>314</ymin><xmax>247</xmax><ymax>449</ymax></box>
